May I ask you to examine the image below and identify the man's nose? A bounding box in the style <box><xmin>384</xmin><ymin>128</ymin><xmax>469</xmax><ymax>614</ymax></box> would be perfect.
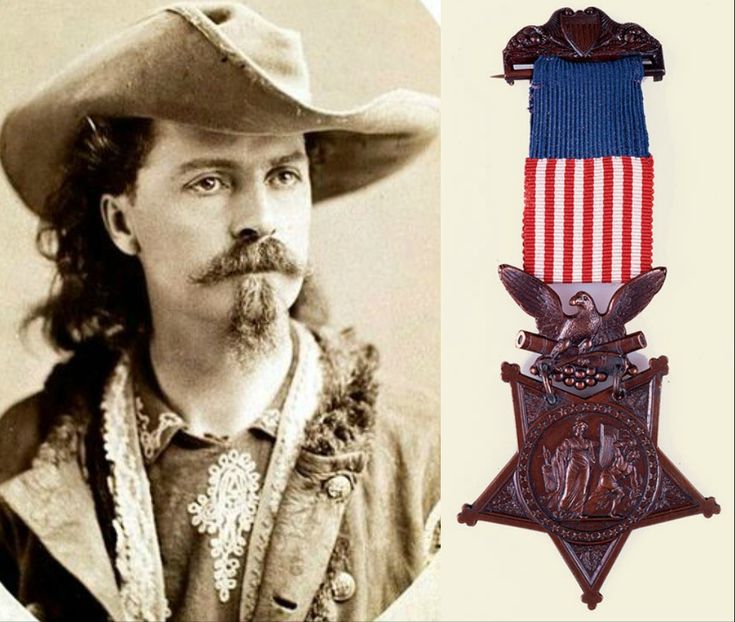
<box><xmin>230</xmin><ymin>185</ymin><xmax>276</xmax><ymax>242</ymax></box>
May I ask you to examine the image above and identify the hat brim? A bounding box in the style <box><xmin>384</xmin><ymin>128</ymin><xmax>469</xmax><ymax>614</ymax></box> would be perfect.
<box><xmin>0</xmin><ymin>6</ymin><xmax>438</xmax><ymax>216</ymax></box>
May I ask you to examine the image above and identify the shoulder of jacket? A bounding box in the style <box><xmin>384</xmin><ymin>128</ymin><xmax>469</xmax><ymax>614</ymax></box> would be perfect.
<box><xmin>366</xmin><ymin>381</ymin><xmax>440</xmax><ymax>515</ymax></box>
<box><xmin>0</xmin><ymin>392</ymin><xmax>47</xmax><ymax>484</ymax></box>
<box><xmin>374</xmin><ymin>381</ymin><xmax>439</xmax><ymax>454</ymax></box>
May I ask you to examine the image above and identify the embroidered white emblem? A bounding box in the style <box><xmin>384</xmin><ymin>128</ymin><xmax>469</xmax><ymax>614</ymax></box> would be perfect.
<box><xmin>187</xmin><ymin>449</ymin><xmax>261</xmax><ymax>603</ymax></box>
<box><xmin>135</xmin><ymin>396</ymin><xmax>183</xmax><ymax>461</ymax></box>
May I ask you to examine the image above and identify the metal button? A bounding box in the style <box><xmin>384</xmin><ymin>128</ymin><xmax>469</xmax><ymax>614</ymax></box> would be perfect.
<box><xmin>331</xmin><ymin>570</ymin><xmax>356</xmax><ymax>602</ymax></box>
<box><xmin>324</xmin><ymin>474</ymin><xmax>352</xmax><ymax>500</ymax></box>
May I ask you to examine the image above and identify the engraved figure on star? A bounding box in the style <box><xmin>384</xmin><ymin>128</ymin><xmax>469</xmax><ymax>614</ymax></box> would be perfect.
<box><xmin>586</xmin><ymin>426</ymin><xmax>640</xmax><ymax>518</ymax></box>
<box><xmin>541</xmin><ymin>419</ymin><xmax>597</xmax><ymax>518</ymax></box>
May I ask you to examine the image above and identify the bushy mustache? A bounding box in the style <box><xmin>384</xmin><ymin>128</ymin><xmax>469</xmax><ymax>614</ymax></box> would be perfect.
<box><xmin>188</xmin><ymin>237</ymin><xmax>306</xmax><ymax>286</ymax></box>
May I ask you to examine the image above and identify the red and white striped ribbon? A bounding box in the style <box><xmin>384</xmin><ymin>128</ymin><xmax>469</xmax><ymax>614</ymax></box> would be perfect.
<box><xmin>522</xmin><ymin>156</ymin><xmax>654</xmax><ymax>283</ymax></box>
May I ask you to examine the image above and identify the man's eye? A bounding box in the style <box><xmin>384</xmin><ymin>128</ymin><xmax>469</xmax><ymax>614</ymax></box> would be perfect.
<box><xmin>268</xmin><ymin>168</ymin><xmax>302</xmax><ymax>188</ymax></box>
<box><xmin>186</xmin><ymin>175</ymin><xmax>229</xmax><ymax>194</ymax></box>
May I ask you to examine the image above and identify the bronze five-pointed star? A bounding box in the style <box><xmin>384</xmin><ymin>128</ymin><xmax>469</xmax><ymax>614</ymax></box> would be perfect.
<box><xmin>457</xmin><ymin>357</ymin><xmax>720</xmax><ymax>609</ymax></box>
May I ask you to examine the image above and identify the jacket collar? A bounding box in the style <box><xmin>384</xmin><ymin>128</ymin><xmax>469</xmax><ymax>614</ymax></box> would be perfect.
<box><xmin>0</xmin><ymin>417</ymin><xmax>124</xmax><ymax>620</ymax></box>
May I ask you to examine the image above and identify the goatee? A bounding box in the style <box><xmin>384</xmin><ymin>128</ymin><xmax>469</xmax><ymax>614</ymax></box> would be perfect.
<box><xmin>188</xmin><ymin>236</ymin><xmax>306</xmax><ymax>363</ymax></box>
<box><xmin>226</xmin><ymin>275</ymin><xmax>283</xmax><ymax>365</ymax></box>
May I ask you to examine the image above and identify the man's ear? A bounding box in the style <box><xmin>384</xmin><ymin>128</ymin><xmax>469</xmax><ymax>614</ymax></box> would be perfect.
<box><xmin>100</xmin><ymin>193</ymin><xmax>140</xmax><ymax>256</ymax></box>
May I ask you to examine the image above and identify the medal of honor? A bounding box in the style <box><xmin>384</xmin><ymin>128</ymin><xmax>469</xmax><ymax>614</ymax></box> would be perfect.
<box><xmin>457</xmin><ymin>7</ymin><xmax>720</xmax><ymax>609</ymax></box>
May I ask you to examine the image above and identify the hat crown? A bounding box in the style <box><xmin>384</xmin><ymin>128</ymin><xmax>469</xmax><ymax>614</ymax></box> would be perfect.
<box><xmin>169</xmin><ymin>2</ymin><xmax>311</xmax><ymax>102</ymax></box>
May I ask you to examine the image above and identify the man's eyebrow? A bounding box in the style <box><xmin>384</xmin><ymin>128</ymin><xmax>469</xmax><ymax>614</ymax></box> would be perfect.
<box><xmin>174</xmin><ymin>151</ymin><xmax>308</xmax><ymax>176</ymax></box>
<box><xmin>175</xmin><ymin>158</ymin><xmax>239</xmax><ymax>176</ymax></box>
<box><xmin>269</xmin><ymin>150</ymin><xmax>308</xmax><ymax>167</ymax></box>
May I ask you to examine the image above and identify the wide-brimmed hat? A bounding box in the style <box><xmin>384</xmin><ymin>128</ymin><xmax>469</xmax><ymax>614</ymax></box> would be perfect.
<box><xmin>0</xmin><ymin>2</ymin><xmax>439</xmax><ymax>216</ymax></box>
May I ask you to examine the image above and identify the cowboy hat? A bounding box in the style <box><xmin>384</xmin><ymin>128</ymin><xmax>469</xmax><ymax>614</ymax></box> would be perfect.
<box><xmin>0</xmin><ymin>2</ymin><xmax>439</xmax><ymax>216</ymax></box>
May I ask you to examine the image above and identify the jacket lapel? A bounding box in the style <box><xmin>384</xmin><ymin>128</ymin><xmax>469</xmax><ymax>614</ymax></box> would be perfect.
<box><xmin>239</xmin><ymin>322</ymin><xmax>324</xmax><ymax>621</ymax></box>
<box><xmin>99</xmin><ymin>354</ymin><xmax>169</xmax><ymax>622</ymax></box>
<box><xmin>0</xmin><ymin>459</ymin><xmax>123</xmax><ymax>619</ymax></box>
<box><xmin>252</xmin><ymin>449</ymin><xmax>365</xmax><ymax>621</ymax></box>
<box><xmin>252</xmin><ymin>326</ymin><xmax>378</xmax><ymax>621</ymax></box>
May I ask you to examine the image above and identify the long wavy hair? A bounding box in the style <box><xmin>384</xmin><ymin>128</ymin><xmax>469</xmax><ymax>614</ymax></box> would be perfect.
<box><xmin>27</xmin><ymin>117</ymin><xmax>328</xmax><ymax>354</ymax></box>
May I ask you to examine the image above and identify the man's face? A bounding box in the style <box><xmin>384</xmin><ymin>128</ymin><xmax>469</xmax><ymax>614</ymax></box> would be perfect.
<box><xmin>109</xmin><ymin>120</ymin><xmax>312</xmax><ymax>345</ymax></box>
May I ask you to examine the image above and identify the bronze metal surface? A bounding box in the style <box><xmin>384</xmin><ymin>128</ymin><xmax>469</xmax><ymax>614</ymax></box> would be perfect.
<box><xmin>497</xmin><ymin>7</ymin><xmax>665</xmax><ymax>83</ymax></box>
<box><xmin>458</xmin><ymin>354</ymin><xmax>720</xmax><ymax>609</ymax></box>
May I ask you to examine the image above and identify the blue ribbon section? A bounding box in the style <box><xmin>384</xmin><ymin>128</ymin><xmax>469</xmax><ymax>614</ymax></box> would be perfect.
<box><xmin>529</xmin><ymin>56</ymin><xmax>649</xmax><ymax>159</ymax></box>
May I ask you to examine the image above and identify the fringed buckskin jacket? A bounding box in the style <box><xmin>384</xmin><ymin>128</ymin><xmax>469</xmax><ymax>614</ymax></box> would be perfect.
<box><xmin>0</xmin><ymin>323</ymin><xmax>440</xmax><ymax>621</ymax></box>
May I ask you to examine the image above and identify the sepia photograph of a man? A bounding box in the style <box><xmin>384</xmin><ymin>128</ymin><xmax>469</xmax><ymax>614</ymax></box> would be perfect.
<box><xmin>0</xmin><ymin>2</ymin><xmax>439</xmax><ymax>620</ymax></box>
